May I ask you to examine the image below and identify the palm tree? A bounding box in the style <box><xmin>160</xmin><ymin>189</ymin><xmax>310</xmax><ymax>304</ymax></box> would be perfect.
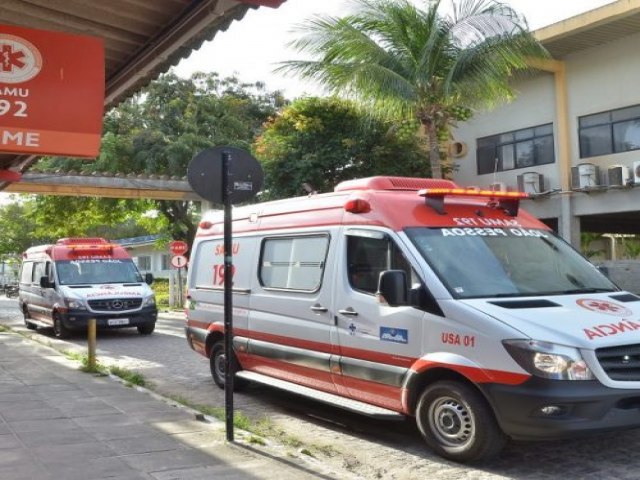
<box><xmin>278</xmin><ymin>0</ymin><xmax>548</xmax><ymax>179</ymax></box>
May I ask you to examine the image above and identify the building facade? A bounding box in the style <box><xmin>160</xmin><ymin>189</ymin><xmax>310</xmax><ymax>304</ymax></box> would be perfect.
<box><xmin>453</xmin><ymin>0</ymin><xmax>640</xmax><ymax>248</ymax></box>
<box><xmin>114</xmin><ymin>235</ymin><xmax>172</xmax><ymax>279</ymax></box>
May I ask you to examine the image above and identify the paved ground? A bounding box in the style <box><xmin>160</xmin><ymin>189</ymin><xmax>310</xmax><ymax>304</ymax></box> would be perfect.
<box><xmin>4</xmin><ymin>300</ymin><xmax>640</xmax><ymax>479</ymax></box>
<box><xmin>0</xmin><ymin>329</ymin><xmax>358</xmax><ymax>480</ymax></box>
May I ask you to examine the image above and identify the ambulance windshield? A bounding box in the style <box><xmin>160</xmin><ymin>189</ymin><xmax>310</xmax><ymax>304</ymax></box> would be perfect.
<box><xmin>405</xmin><ymin>227</ymin><xmax>617</xmax><ymax>299</ymax></box>
<box><xmin>56</xmin><ymin>259</ymin><xmax>143</xmax><ymax>285</ymax></box>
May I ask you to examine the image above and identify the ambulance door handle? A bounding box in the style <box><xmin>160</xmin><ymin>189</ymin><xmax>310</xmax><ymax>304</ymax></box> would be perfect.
<box><xmin>310</xmin><ymin>305</ymin><xmax>328</xmax><ymax>313</ymax></box>
<box><xmin>338</xmin><ymin>308</ymin><xmax>358</xmax><ymax>317</ymax></box>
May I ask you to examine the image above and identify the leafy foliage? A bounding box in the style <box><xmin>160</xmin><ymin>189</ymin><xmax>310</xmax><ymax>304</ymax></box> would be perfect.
<box><xmin>278</xmin><ymin>0</ymin><xmax>548</xmax><ymax>178</ymax></box>
<box><xmin>254</xmin><ymin>96</ymin><xmax>430</xmax><ymax>199</ymax></box>
<box><xmin>32</xmin><ymin>72</ymin><xmax>281</xmax><ymax>243</ymax></box>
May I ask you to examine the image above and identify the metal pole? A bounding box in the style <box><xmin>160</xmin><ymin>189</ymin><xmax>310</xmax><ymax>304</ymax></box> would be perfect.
<box><xmin>87</xmin><ymin>318</ymin><xmax>96</xmax><ymax>370</ymax></box>
<box><xmin>222</xmin><ymin>150</ymin><xmax>234</xmax><ymax>442</ymax></box>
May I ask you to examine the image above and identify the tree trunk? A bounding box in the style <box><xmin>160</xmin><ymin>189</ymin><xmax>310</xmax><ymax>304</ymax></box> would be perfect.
<box><xmin>427</xmin><ymin>123</ymin><xmax>442</xmax><ymax>179</ymax></box>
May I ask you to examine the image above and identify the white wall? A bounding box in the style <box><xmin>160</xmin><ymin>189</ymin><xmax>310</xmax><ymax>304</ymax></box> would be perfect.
<box><xmin>453</xmin><ymin>31</ymin><xmax>640</xmax><ymax>220</ymax></box>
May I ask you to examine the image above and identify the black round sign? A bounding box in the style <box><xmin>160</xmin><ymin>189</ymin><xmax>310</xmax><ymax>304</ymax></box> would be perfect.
<box><xmin>187</xmin><ymin>146</ymin><xmax>263</xmax><ymax>204</ymax></box>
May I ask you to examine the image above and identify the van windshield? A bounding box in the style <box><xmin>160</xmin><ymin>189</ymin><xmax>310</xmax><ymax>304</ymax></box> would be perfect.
<box><xmin>405</xmin><ymin>227</ymin><xmax>617</xmax><ymax>299</ymax></box>
<box><xmin>56</xmin><ymin>259</ymin><xmax>143</xmax><ymax>285</ymax></box>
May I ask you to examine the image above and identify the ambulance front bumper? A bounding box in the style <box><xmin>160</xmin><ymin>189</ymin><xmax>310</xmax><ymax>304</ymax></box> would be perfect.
<box><xmin>59</xmin><ymin>306</ymin><xmax>158</xmax><ymax>330</ymax></box>
<box><xmin>481</xmin><ymin>377</ymin><xmax>640</xmax><ymax>440</ymax></box>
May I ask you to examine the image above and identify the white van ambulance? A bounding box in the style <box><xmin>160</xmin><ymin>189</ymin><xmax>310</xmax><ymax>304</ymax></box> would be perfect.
<box><xmin>19</xmin><ymin>238</ymin><xmax>157</xmax><ymax>338</ymax></box>
<box><xmin>185</xmin><ymin>176</ymin><xmax>640</xmax><ymax>462</ymax></box>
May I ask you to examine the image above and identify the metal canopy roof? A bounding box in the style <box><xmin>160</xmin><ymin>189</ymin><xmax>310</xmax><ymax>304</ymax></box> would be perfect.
<box><xmin>0</xmin><ymin>0</ymin><xmax>285</xmax><ymax>174</ymax></box>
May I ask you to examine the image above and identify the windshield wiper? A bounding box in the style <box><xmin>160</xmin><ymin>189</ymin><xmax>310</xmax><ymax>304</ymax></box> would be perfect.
<box><xmin>561</xmin><ymin>288</ymin><xmax>617</xmax><ymax>294</ymax></box>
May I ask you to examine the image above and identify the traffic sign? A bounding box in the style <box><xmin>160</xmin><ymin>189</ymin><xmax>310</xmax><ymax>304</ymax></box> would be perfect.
<box><xmin>170</xmin><ymin>255</ymin><xmax>188</xmax><ymax>269</ymax></box>
<box><xmin>169</xmin><ymin>240</ymin><xmax>188</xmax><ymax>256</ymax></box>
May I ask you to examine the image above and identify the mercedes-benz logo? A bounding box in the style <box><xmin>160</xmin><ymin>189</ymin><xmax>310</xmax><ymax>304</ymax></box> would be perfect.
<box><xmin>111</xmin><ymin>300</ymin><xmax>124</xmax><ymax>309</ymax></box>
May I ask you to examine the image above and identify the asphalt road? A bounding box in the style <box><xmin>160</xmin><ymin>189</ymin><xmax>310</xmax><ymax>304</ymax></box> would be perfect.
<box><xmin>1</xmin><ymin>296</ymin><xmax>639</xmax><ymax>479</ymax></box>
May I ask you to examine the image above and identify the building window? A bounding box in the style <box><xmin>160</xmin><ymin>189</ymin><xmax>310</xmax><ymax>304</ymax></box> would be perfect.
<box><xmin>579</xmin><ymin>105</ymin><xmax>640</xmax><ymax>158</ymax></box>
<box><xmin>259</xmin><ymin>235</ymin><xmax>329</xmax><ymax>291</ymax></box>
<box><xmin>476</xmin><ymin>124</ymin><xmax>554</xmax><ymax>175</ymax></box>
<box><xmin>137</xmin><ymin>256</ymin><xmax>151</xmax><ymax>271</ymax></box>
<box><xmin>161</xmin><ymin>254</ymin><xmax>170</xmax><ymax>271</ymax></box>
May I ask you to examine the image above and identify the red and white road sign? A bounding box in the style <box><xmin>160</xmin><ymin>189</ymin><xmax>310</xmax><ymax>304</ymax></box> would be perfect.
<box><xmin>169</xmin><ymin>240</ymin><xmax>189</xmax><ymax>256</ymax></box>
<box><xmin>170</xmin><ymin>255</ymin><xmax>188</xmax><ymax>269</ymax></box>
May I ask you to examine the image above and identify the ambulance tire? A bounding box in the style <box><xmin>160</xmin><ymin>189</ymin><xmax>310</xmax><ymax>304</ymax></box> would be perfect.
<box><xmin>22</xmin><ymin>306</ymin><xmax>36</xmax><ymax>330</ymax></box>
<box><xmin>416</xmin><ymin>380</ymin><xmax>507</xmax><ymax>463</ymax></box>
<box><xmin>52</xmin><ymin>313</ymin><xmax>71</xmax><ymax>339</ymax></box>
<box><xmin>137</xmin><ymin>323</ymin><xmax>155</xmax><ymax>335</ymax></box>
<box><xmin>210</xmin><ymin>340</ymin><xmax>248</xmax><ymax>391</ymax></box>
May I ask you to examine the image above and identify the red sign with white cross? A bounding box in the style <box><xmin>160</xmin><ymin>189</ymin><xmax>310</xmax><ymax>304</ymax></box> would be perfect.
<box><xmin>0</xmin><ymin>24</ymin><xmax>104</xmax><ymax>157</ymax></box>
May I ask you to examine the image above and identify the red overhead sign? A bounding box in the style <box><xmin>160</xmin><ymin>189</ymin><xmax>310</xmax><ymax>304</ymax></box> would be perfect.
<box><xmin>0</xmin><ymin>24</ymin><xmax>104</xmax><ymax>157</ymax></box>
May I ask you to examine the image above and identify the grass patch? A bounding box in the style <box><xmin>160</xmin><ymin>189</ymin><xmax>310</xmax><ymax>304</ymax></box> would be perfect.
<box><xmin>109</xmin><ymin>365</ymin><xmax>146</xmax><ymax>387</ymax></box>
<box><xmin>0</xmin><ymin>325</ymin><xmax>8</xmax><ymax>332</ymax></box>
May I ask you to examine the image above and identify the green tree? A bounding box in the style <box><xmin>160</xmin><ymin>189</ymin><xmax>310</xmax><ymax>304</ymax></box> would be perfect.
<box><xmin>254</xmin><ymin>96</ymin><xmax>430</xmax><ymax>199</ymax></box>
<box><xmin>278</xmin><ymin>0</ymin><xmax>547</xmax><ymax>178</ymax></box>
<box><xmin>34</xmin><ymin>72</ymin><xmax>281</xmax><ymax>243</ymax></box>
<box><xmin>0</xmin><ymin>199</ymin><xmax>48</xmax><ymax>255</ymax></box>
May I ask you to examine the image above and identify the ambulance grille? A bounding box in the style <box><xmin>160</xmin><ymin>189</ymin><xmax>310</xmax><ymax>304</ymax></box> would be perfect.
<box><xmin>596</xmin><ymin>344</ymin><xmax>640</xmax><ymax>381</ymax></box>
<box><xmin>88</xmin><ymin>298</ymin><xmax>142</xmax><ymax>311</ymax></box>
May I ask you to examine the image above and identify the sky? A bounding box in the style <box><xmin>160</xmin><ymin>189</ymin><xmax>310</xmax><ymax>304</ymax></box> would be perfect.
<box><xmin>174</xmin><ymin>0</ymin><xmax>617</xmax><ymax>99</ymax></box>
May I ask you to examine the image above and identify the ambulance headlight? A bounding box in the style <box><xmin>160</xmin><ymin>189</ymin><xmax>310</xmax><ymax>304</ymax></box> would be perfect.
<box><xmin>503</xmin><ymin>339</ymin><xmax>595</xmax><ymax>381</ymax></box>
<box><xmin>142</xmin><ymin>295</ymin><xmax>156</xmax><ymax>307</ymax></box>
<box><xmin>64</xmin><ymin>298</ymin><xmax>86</xmax><ymax>310</ymax></box>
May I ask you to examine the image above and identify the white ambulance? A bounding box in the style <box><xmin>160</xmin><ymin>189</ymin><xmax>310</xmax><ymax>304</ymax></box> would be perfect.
<box><xmin>19</xmin><ymin>238</ymin><xmax>157</xmax><ymax>338</ymax></box>
<box><xmin>185</xmin><ymin>176</ymin><xmax>639</xmax><ymax>462</ymax></box>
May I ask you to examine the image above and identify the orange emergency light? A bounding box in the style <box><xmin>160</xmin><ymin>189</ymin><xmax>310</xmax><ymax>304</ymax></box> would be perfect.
<box><xmin>418</xmin><ymin>188</ymin><xmax>529</xmax><ymax>216</ymax></box>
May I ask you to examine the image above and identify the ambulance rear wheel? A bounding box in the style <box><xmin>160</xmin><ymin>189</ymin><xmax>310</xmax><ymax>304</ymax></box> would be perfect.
<box><xmin>416</xmin><ymin>380</ymin><xmax>507</xmax><ymax>463</ymax></box>
<box><xmin>52</xmin><ymin>313</ymin><xmax>70</xmax><ymax>339</ymax></box>
<box><xmin>210</xmin><ymin>339</ymin><xmax>247</xmax><ymax>391</ymax></box>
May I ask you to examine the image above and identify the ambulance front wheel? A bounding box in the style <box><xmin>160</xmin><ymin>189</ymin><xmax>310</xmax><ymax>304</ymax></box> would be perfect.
<box><xmin>52</xmin><ymin>313</ymin><xmax>71</xmax><ymax>339</ymax></box>
<box><xmin>416</xmin><ymin>380</ymin><xmax>507</xmax><ymax>463</ymax></box>
<box><xmin>210</xmin><ymin>339</ymin><xmax>247</xmax><ymax>391</ymax></box>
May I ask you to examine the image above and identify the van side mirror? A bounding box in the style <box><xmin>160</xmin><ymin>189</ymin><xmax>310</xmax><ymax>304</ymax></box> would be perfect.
<box><xmin>377</xmin><ymin>270</ymin><xmax>408</xmax><ymax>306</ymax></box>
<box><xmin>40</xmin><ymin>276</ymin><xmax>54</xmax><ymax>289</ymax></box>
<box><xmin>144</xmin><ymin>273</ymin><xmax>154</xmax><ymax>285</ymax></box>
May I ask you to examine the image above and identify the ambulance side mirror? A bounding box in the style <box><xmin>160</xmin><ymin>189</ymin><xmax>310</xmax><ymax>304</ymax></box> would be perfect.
<box><xmin>39</xmin><ymin>276</ymin><xmax>54</xmax><ymax>289</ymax></box>
<box><xmin>144</xmin><ymin>273</ymin><xmax>154</xmax><ymax>285</ymax></box>
<box><xmin>378</xmin><ymin>270</ymin><xmax>408</xmax><ymax>307</ymax></box>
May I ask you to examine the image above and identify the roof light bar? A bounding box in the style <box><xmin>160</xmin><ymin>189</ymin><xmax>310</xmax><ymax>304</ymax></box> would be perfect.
<box><xmin>418</xmin><ymin>188</ymin><xmax>529</xmax><ymax>216</ymax></box>
<box><xmin>419</xmin><ymin>188</ymin><xmax>528</xmax><ymax>199</ymax></box>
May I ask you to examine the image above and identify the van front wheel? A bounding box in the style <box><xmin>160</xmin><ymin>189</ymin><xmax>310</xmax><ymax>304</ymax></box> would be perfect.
<box><xmin>52</xmin><ymin>313</ymin><xmax>70</xmax><ymax>339</ymax></box>
<box><xmin>416</xmin><ymin>380</ymin><xmax>507</xmax><ymax>463</ymax></box>
<box><xmin>210</xmin><ymin>340</ymin><xmax>247</xmax><ymax>391</ymax></box>
<box><xmin>23</xmin><ymin>306</ymin><xmax>36</xmax><ymax>330</ymax></box>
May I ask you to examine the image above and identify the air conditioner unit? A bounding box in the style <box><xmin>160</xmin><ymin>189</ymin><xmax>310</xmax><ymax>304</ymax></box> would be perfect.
<box><xmin>517</xmin><ymin>171</ymin><xmax>545</xmax><ymax>194</ymax></box>
<box><xmin>571</xmin><ymin>163</ymin><xmax>599</xmax><ymax>189</ymax></box>
<box><xmin>449</xmin><ymin>141</ymin><xmax>468</xmax><ymax>158</ymax></box>
<box><xmin>489</xmin><ymin>182</ymin><xmax>507</xmax><ymax>192</ymax></box>
<box><xmin>633</xmin><ymin>160</ymin><xmax>640</xmax><ymax>184</ymax></box>
<box><xmin>608</xmin><ymin>164</ymin><xmax>630</xmax><ymax>187</ymax></box>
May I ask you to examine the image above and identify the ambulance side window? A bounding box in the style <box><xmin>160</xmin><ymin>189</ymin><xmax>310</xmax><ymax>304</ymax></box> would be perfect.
<box><xmin>33</xmin><ymin>262</ymin><xmax>46</xmax><ymax>285</ymax></box>
<box><xmin>259</xmin><ymin>235</ymin><xmax>329</xmax><ymax>291</ymax></box>
<box><xmin>347</xmin><ymin>234</ymin><xmax>416</xmax><ymax>295</ymax></box>
<box><xmin>20</xmin><ymin>261</ymin><xmax>33</xmax><ymax>284</ymax></box>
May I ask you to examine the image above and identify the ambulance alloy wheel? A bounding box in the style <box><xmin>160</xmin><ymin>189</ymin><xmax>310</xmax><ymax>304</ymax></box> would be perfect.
<box><xmin>416</xmin><ymin>380</ymin><xmax>507</xmax><ymax>463</ymax></box>
<box><xmin>22</xmin><ymin>306</ymin><xmax>36</xmax><ymax>330</ymax></box>
<box><xmin>52</xmin><ymin>313</ymin><xmax>71</xmax><ymax>339</ymax></box>
<box><xmin>210</xmin><ymin>339</ymin><xmax>247</xmax><ymax>391</ymax></box>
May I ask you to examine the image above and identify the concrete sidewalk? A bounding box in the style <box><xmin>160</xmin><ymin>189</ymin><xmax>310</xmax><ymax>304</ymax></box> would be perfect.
<box><xmin>0</xmin><ymin>331</ymin><xmax>351</xmax><ymax>480</ymax></box>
